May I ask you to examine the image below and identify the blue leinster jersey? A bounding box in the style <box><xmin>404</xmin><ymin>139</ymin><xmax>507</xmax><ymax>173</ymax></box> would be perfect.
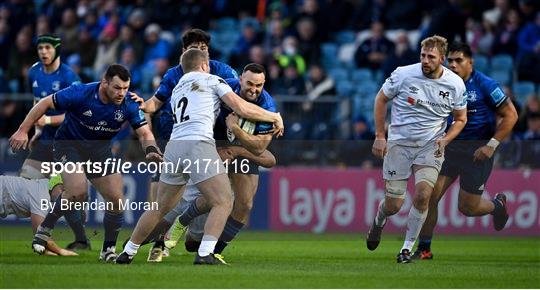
<box><xmin>154</xmin><ymin>60</ymin><xmax>238</xmax><ymax>140</ymax></box>
<box><xmin>52</xmin><ymin>82</ymin><xmax>147</xmax><ymax>140</ymax></box>
<box><xmin>214</xmin><ymin>78</ymin><xmax>277</xmax><ymax>141</ymax></box>
<box><xmin>448</xmin><ymin>70</ymin><xmax>507</xmax><ymax>140</ymax></box>
<box><xmin>28</xmin><ymin>62</ymin><xmax>80</xmax><ymax>140</ymax></box>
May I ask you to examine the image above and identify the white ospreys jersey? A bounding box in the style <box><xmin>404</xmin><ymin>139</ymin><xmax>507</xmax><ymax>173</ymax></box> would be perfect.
<box><xmin>169</xmin><ymin>72</ymin><xmax>233</xmax><ymax>141</ymax></box>
<box><xmin>382</xmin><ymin>63</ymin><xmax>467</xmax><ymax>146</ymax></box>
<box><xmin>0</xmin><ymin>176</ymin><xmax>49</xmax><ymax>218</ymax></box>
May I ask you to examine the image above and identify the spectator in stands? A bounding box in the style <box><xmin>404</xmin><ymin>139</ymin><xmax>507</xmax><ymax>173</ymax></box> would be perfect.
<box><xmin>518</xmin><ymin>0</ymin><xmax>538</xmax><ymax>23</ymax></box>
<box><xmin>304</xmin><ymin>64</ymin><xmax>335</xmax><ymax>107</ymax></box>
<box><xmin>295</xmin><ymin>17</ymin><xmax>321</xmax><ymax>66</ymax></box>
<box><xmin>520</xmin><ymin>112</ymin><xmax>540</xmax><ymax>168</ymax></box>
<box><xmin>82</xmin><ymin>10</ymin><xmax>101</xmax><ymax>39</ymax></box>
<box><xmin>354</xmin><ymin>21</ymin><xmax>394</xmax><ymax>71</ymax></box>
<box><xmin>230</xmin><ymin>19</ymin><xmax>262</xmax><ymax>70</ymax></box>
<box><xmin>275</xmin><ymin>35</ymin><xmax>307</xmax><ymax>75</ymax></box>
<box><xmin>54</xmin><ymin>8</ymin><xmax>79</xmax><ymax>56</ymax></box>
<box><xmin>93</xmin><ymin>22</ymin><xmax>120</xmax><ymax>77</ymax></box>
<box><xmin>382</xmin><ymin>31</ymin><xmax>417</xmax><ymax>78</ymax></box>
<box><xmin>142</xmin><ymin>23</ymin><xmax>171</xmax><ymax>68</ymax></box>
<box><xmin>350</xmin><ymin>0</ymin><xmax>387</xmax><ymax>30</ymax></box>
<box><xmin>44</xmin><ymin>0</ymin><xmax>74</xmax><ymax>30</ymax></box>
<box><xmin>264</xmin><ymin>19</ymin><xmax>285</xmax><ymax>55</ymax></box>
<box><xmin>118</xmin><ymin>46</ymin><xmax>142</xmax><ymax>91</ymax></box>
<box><xmin>35</xmin><ymin>15</ymin><xmax>51</xmax><ymax>37</ymax></box>
<box><xmin>271</xmin><ymin>63</ymin><xmax>306</xmax><ymax>96</ymax></box>
<box><xmin>0</xmin><ymin>19</ymin><xmax>10</xmax><ymax>71</ymax></box>
<box><xmin>470</xmin><ymin>17</ymin><xmax>496</xmax><ymax>55</ymax></box>
<box><xmin>483</xmin><ymin>0</ymin><xmax>511</xmax><ymax>28</ymax></box>
<box><xmin>127</xmin><ymin>8</ymin><xmax>147</xmax><ymax>39</ymax></box>
<box><xmin>421</xmin><ymin>0</ymin><xmax>467</xmax><ymax>44</ymax></box>
<box><xmin>294</xmin><ymin>0</ymin><xmax>327</xmax><ymax>41</ymax></box>
<box><xmin>77</xmin><ymin>26</ymin><xmax>97</xmax><ymax>71</ymax></box>
<box><xmin>0</xmin><ymin>100</ymin><xmax>25</xmax><ymax>138</ymax></box>
<box><xmin>516</xmin><ymin>11</ymin><xmax>540</xmax><ymax>83</ymax></box>
<box><xmin>516</xmin><ymin>94</ymin><xmax>540</xmax><ymax>133</ymax></box>
<box><xmin>7</xmin><ymin>29</ymin><xmax>35</xmax><ymax>93</ymax></box>
<box><xmin>66</xmin><ymin>54</ymin><xmax>92</xmax><ymax>83</ymax></box>
<box><xmin>492</xmin><ymin>9</ymin><xmax>522</xmax><ymax>57</ymax></box>
<box><xmin>117</xmin><ymin>25</ymin><xmax>144</xmax><ymax>64</ymax></box>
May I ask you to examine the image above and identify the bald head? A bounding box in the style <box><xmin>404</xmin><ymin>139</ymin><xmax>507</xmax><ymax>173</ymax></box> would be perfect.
<box><xmin>180</xmin><ymin>48</ymin><xmax>210</xmax><ymax>73</ymax></box>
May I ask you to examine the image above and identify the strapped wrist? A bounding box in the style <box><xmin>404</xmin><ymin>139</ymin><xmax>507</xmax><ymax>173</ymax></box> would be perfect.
<box><xmin>487</xmin><ymin>138</ymin><xmax>500</xmax><ymax>149</ymax></box>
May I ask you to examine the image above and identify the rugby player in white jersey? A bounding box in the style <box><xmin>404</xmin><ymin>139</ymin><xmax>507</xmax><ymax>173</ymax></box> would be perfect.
<box><xmin>0</xmin><ymin>175</ymin><xmax>77</xmax><ymax>256</ymax></box>
<box><xmin>117</xmin><ymin>49</ymin><xmax>284</xmax><ymax>265</ymax></box>
<box><xmin>366</xmin><ymin>35</ymin><xmax>468</xmax><ymax>263</ymax></box>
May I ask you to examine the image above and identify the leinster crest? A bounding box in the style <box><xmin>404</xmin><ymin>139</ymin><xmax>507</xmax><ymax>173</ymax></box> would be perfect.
<box><xmin>114</xmin><ymin>110</ymin><xmax>124</xmax><ymax>122</ymax></box>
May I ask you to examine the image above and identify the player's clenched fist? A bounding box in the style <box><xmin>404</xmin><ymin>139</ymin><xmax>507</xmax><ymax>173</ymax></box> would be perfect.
<box><xmin>372</xmin><ymin>138</ymin><xmax>387</xmax><ymax>158</ymax></box>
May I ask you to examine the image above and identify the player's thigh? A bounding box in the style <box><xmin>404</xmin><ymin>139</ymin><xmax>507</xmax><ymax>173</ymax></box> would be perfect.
<box><xmin>89</xmin><ymin>173</ymin><xmax>124</xmax><ymax>202</ymax></box>
<box><xmin>20</xmin><ymin>159</ymin><xmax>46</xmax><ymax>179</ymax></box>
<box><xmin>431</xmin><ymin>174</ymin><xmax>457</xmax><ymax>204</ymax></box>
<box><xmin>155</xmin><ymin>181</ymin><xmax>186</xmax><ymax>214</ymax></box>
<box><xmin>196</xmin><ymin>173</ymin><xmax>233</xmax><ymax>206</ymax></box>
<box><xmin>459</xmin><ymin>156</ymin><xmax>494</xmax><ymax>196</ymax></box>
<box><xmin>230</xmin><ymin>173</ymin><xmax>259</xmax><ymax>205</ymax></box>
<box><xmin>458</xmin><ymin>188</ymin><xmax>482</xmax><ymax>210</ymax></box>
<box><xmin>383</xmin><ymin>142</ymin><xmax>414</xmax><ymax>180</ymax></box>
<box><xmin>60</xmin><ymin>172</ymin><xmax>88</xmax><ymax>200</ymax></box>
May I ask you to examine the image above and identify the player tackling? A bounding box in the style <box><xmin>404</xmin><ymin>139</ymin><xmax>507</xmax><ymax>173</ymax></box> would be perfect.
<box><xmin>366</xmin><ymin>35</ymin><xmax>467</xmax><ymax>263</ymax></box>
<box><xmin>116</xmin><ymin>49</ymin><xmax>283</xmax><ymax>265</ymax></box>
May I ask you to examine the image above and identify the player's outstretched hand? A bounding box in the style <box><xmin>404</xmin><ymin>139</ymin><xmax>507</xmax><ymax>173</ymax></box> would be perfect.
<box><xmin>9</xmin><ymin>129</ymin><xmax>29</xmax><ymax>151</ymax></box>
<box><xmin>272</xmin><ymin>112</ymin><xmax>284</xmax><ymax>138</ymax></box>
<box><xmin>372</xmin><ymin>138</ymin><xmax>387</xmax><ymax>158</ymax></box>
<box><xmin>435</xmin><ymin>139</ymin><xmax>449</xmax><ymax>158</ymax></box>
<box><xmin>473</xmin><ymin>145</ymin><xmax>494</xmax><ymax>162</ymax></box>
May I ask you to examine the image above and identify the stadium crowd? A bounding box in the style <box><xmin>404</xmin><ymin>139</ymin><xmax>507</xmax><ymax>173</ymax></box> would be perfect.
<box><xmin>0</xmin><ymin>0</ymin><xmax>538</xmax><ymax>167</ymax></box>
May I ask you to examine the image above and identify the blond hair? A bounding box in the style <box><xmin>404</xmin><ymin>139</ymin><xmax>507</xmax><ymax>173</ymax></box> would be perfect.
<box><xmin>420</xmin><ymin>35</ymin><xmax>448</xmax><ymax>56</ymax></box>
<box><xmin>180</xmin><ymin>48</ymin><xmax>209</xmax><ymax>73</ymax></box>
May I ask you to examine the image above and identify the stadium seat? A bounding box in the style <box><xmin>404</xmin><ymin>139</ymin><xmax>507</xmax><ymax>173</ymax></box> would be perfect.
<box><xmin>328</xmin><ymin>68</ymin><xmax>349</xmax><ymax>82</ymax></box>
<box><xmin>490</xmin><ymin>70</ymin><xmax>511</xmax><ymax>86</ymax></box>
<box><xmin>321</xmin><ymin>43</ymin><xmax>339</xmax><ymax>59</ymax></box>
<box><xmin>473</xmin><ymin>55</ymin><xmax>489</xmax><ymax>73</ymax></box>
<box><xmin>335</xmin><ymin>30</ymin><xmax>357</xmax><ymax>45</ymax></box>
<box><xmin>351</xmin><ymin>69</ymin><xmax>373</xmax><ymax>83</ymax></box>
<box><xmin>336</xmin><ymin>80</ymin><xmax>355</xmax><ymax>97</ymax></box>
<box><xmin>355</xmin><ymin>82</ymin><xmax>379</xmax><ymax>96</ymax></box>
<box><xmin>214</xmin><ymin>18</ymin><xmax>238</xmax><ymax>32</ymax></box>
<box><xmin>513</xmin><ymin>81</ymin><xmax>536</xmax><ymax>104</ymax></box>
<box><xmin>491</xmin><ymin>54</ymin><xmax>513</xmax><ymax>72</ymax></box>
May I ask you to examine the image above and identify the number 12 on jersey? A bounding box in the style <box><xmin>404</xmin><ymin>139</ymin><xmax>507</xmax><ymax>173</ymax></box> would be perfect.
<box><xmin>173</xmin><ymin>96</ymin><xmax>190</xmax><ymax>123</ymax></box>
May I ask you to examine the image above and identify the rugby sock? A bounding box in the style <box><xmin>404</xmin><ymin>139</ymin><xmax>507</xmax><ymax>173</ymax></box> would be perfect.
<box><xmin>102</xmin><ymin>211</ymin><xmax>124</xmax><ymax>251</ymax></box>
<box><xmin>417</xmin><ymin>235</ymin><xmax>432</xmax><ymax>251</ymax></box>
<box><xmin>402</xmin><ymin>206</ymin><xmax>428</xmax><ymax>252</ymax></box>
<box><xmin>198</xmin><ymin>234</ymin><xmax>218</xmax><ymax>257</ymax></box>
<box><xmin>214</xmin><ymin>217</ymin><xmax>245</xmax><ymax>254</ymax></box>
<box><xmin>141</xmin><ymin>220</ymin><xmax>171</xmax><ymax>246</ymax></box>
<box><xmin>375</xmin><ymin>199</ymin><xmax>388</xmax><ymax>227</ymax></box>
<box><xmin>124</xmin><ymin>240</ymin><xmax>140</xmax><ymax>256</ymax></box>
<box><xmin>64</xmin><ymin>209</ymin><xmax>88</xmax><ymax>242</ymax></box>
<box><xmin>178</xmin><ymin>200</ymin><xmax>202</xmax><ymax>226</ymax></box>
<box><xmin>40</xmin><ymin>193</ymin><xmax>68</xmax><ymax>229</ymax></box>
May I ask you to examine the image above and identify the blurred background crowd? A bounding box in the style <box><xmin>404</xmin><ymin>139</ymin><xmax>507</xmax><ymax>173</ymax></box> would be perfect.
<box><xmin>0</xmin><ymin>0</ymin><xmax>538</xmax><ymax>168</ymax></box>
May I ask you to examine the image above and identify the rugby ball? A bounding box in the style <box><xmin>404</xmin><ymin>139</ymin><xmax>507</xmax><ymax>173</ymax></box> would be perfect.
<box><xmin>227</xmin><ymin>117</ymin><xmax>256</xmax><ymax>142</ymax></box>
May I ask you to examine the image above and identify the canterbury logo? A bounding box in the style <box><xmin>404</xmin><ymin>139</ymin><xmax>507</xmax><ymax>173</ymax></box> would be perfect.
<box><xmin>83</xmin><ymin>110</ymin><xmax>92</xmax><ymax>117</ymax></box>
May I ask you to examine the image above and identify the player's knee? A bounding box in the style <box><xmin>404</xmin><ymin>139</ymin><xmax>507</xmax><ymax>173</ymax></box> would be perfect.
<box><xmin>384</xmin><ymin>201</ymin><xmax>401</xmax><ymax>215</ymax></box>
<box><xmin>415</xmin><ymin>167</ymin><xmax>438</xmax><ymax>188</ymax></box>
<box><xmin>413</xmin><ymin>192</ymin><xmax>431</xmax><ymax>211</ymax></box>
<box><xmin>385</xmin><ymin>180</ymin><xmax>407</xmax><ymax>200</ymax></box>
<box><xmin>20</xmin><ymin>164</ymin><xmax>46</xmax><ymax>179</ymax></box>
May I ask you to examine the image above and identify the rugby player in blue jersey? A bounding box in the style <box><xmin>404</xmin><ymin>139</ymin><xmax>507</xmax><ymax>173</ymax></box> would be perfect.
<box><xmin>413</xmin><ymin>42</ymin><xmax>518</xmax><ymax>260</ymax></box>
<box><xmin>25</xmin><ymin>34</ymin><xmax>90</xmax><ymax>252</ymax></box>
<box><xmin>10</xmin><ymin>64</ymin><xmax>162</xmax><ymax>262</ymax></box>
<box><xmin>146</xmin><ymin>28</ymin><xmax>238</xmax><ymax>204</ymax></box>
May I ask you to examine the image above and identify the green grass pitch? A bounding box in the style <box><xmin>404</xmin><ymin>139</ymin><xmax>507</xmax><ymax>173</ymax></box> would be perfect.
<box><xmin>1</xmin><ymin>225</ymin><xmax>539</xmax><ymax>288</ymax></box>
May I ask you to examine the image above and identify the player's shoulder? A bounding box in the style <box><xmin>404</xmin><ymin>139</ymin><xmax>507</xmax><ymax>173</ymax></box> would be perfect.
<box><xmin>442</xmin><ymin>67</ymin><xmax>465</xmax><ymax>86</ymax></box>
<box><xmin>28</xmin><ymin>62</ymin><xmax>41</xmax><ymax>75</ymax></box>
<box><xmin>390</xmin><ymin>63</ymin><xmax>421</xmax><ymax>81</ymax></box>
<box><xmin>471</xmin><ymin>69</ymin><xmax>497</xmax><ymax>86</ymax></box>
<box><xmin>225</xmin><ymin>78</ymin><xmax>240</xmax><ymax>88</ymax></box>
<box><xmin>258</xmin><ymin>89</ymin><xmax>276</xmax><ymax>110</ymax></box>
<box><xmin>210</xmin><ymin>60</ymin><xmax>238</xmax><ymax>79</ymax></box>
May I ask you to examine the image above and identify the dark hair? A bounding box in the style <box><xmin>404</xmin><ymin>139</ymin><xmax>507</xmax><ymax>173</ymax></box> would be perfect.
<box><xmin>180</xmin><ymin>49</ymin><xmax>209</xmax><ymax>72</ymax></box>
<box><xmin>104</xmin><ymin>64</ymin><xmax>131</xmax><ymax>82</ymax></box>
<box><xmin>182</xmin><ymin>28</ymin><xmax>211</xmax><ymax>49</ymax></box>
<box><xmin>448</xmin><ymin>41</ymin><xmax>473</xmax><ymax>58</ymax></box>
<box><xmin>243</xmin><ymin>63</ymin><xmax>266</xmax><ymax>76</ymax></box>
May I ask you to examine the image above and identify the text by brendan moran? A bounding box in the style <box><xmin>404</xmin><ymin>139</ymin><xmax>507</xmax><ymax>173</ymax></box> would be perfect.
<box><xmin>40</xmin><ymin>199</ymin><xmax>158</xmax><ymax>213</ymax></box>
